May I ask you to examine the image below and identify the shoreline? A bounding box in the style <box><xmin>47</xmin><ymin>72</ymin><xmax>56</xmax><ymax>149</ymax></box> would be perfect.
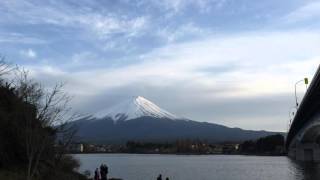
<box><xmin>71</xmin><ymin>152</ymin><xmax>286</xmax><ymax>157</ymax></box>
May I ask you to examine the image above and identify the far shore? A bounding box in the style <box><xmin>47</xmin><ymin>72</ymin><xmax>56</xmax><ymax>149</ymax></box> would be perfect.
<box><xmin>70</xmin><ymin>152</ymin><xmax>286</xmax><ymax>157</ymax></box>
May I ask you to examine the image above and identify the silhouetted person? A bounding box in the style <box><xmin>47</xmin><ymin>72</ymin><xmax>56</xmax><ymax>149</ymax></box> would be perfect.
<box><xmin>99</xmin><ymin>164</ymin><xmax>103</xmax><ymax>177</ymax></box>
<box><xmin>94</xmin><ymin>168</ymin><xmax>100</xmax><ymax>180</ymax></box>
<box><xmin>103</xmin><ymin>164</ymin><xmax>109</xmax><ymax>180</ymax></box>
<box><xmin>166</xmin><ymin>178</ymin><xmax>169</xmax><ymax>180</ymax></box>
<box><xmin>100</xmin><ymin>163</ymin><xmax>108</xmax><ymax>180</ymax></box>
<box><xmin>157</xmin><ymin>174</ymin><xmax>162</xmax><ymax>180</ymax></box>
<box><xmin>100</xmin><ymin>164</ymin><xmax>103</xmax><ymax>173</ymax></box>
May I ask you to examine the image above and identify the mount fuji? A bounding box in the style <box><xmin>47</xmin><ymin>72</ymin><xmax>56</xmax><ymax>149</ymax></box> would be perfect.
<box><xmin>70</xmin><ymin>96</ymin><xmax>276</xmax><ymax>144</ymax></box>
<box><xmin>94</xmin><ymin>96</ymin><xmax>178</xmax><ymax>122</ymax></box>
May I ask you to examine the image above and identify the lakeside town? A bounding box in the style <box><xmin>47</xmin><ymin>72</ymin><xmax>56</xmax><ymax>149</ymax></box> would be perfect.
<box><xmin>68</xmin><ymin>134</ymin><xmax>285</xmax><ymax>156</ymax></box>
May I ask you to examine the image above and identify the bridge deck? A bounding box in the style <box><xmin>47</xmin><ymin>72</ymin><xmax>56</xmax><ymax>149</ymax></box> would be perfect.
<box><xmin>286</xmin><ymin>66</ymin><xmax>320</xmax><ymax>149</ymax></box>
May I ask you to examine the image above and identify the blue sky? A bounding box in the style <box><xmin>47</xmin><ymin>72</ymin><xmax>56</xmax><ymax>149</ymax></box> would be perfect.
<box><xmin>1</xmin><ymin>0</ymin><xmax>320</xmax><ymax>131</ymax></box>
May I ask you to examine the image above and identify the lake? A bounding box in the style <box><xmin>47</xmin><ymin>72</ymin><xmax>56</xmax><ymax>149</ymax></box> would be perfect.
<box><xmin>73</xmin><ymin>154</ymin><xmax>320</xmax><ymax>180</ymax></box>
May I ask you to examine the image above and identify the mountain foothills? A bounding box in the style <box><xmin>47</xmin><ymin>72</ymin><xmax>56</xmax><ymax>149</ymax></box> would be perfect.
<box><xmin>71</xmin><ymin>96</ymin><xmax>277</xmax><ymax>144</ymax></box>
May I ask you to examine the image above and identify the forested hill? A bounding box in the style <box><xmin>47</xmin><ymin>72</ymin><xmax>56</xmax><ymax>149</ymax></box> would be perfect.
<box><xmin>0</xmin><ymin>62</ymin><xmax>87</xmax><ymax>180</ymax></box>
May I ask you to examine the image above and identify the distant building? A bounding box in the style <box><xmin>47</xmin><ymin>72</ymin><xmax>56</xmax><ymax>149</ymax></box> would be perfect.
<box><xmin>234</xmin><ymin>144</ymin><xmax>240</xmax><ymax>151</ymax></box>
<box><xmin>222</xmin><ymin>144</ymin><xmax>238</xmax><ymax>154</ymax></box>
<box><xmin>211</xmin><ymin>145</ymin><xmax>223</xmax><ymax>154</ymax></box>
<box><xmin>69</xmin><ymin>143</ymin><xmax>84</xmax><ymax>153</ymax></box>
<box><xmin>96</xmin><ymin>146</ymin><xmax>107</xmax><ymax>152</ymax></box>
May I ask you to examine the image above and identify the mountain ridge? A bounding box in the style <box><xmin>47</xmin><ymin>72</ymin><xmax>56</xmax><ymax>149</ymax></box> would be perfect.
<box><xmin>70</xmin><ymin>96</ymin><xmax>278</xmax><ymax>144</ymax></box>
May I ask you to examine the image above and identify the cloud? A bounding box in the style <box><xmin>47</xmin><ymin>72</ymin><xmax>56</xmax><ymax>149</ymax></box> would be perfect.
<box><xmin>148</xmin><ymin>0</ymin><xmax>225</xmax><ymax>14</ymax></box>
<box><xmin>71</xmin><ymin>52</ymin><xmax>96</xmax><ymax>64</ymax></box>
<box><xmin>283</xmin><ymin>1</ymin><xmax>320</xmax><ymax>23</ymax></box>
<box><xmin>20</xmin><ymin>48</ymin><xmax>37</xmax><ymax>59</ymax></box>
<box><xmin>157</xmin><ymin>23</ymin><xmax>208</xmax><ymax>43</ymax></box>
<box><xmin>24</xmin><ymin>30</ymin><xmax>320</xmax><ymax>131</ymax></box>
<box><xmin>0</xmin><ymin>1</ymin><xmax>149</xmax><ymax>40</ymax></box>
<box><xmin>0</xmin><ymin>33</ymin><xmax>46</xmax><ymax>44</ymax></box>
<box><xmin>88</xmin><ymin>15</ymin><xmax>148</xmax><ymax>39</ymax></box>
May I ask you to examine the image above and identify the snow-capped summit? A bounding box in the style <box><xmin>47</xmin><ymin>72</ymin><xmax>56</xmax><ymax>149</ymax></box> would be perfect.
<box><xmin>95</xmin><ymin>96</ymin><xmax>178</xmax><ymax>121</ymax></box>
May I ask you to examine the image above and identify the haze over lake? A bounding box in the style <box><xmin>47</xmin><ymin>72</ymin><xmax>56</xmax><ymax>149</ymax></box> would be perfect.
<box><xmin>73</xmin><ymin>154</ymin><xmax>320</xmax><ymax>180</ymax></box>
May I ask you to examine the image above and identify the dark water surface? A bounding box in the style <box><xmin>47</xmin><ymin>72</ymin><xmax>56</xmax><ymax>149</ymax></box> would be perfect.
<box><xmin>73</xmin><ymin>154</ymin><xmax>320</xmax><ymax>180</ymax></box>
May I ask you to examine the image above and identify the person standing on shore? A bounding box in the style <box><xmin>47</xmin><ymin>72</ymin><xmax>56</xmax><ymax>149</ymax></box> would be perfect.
<box><xmin>94</xmin><ymin>168</ymin><xmax>100</xmax><ymax>180</ymax></box>
<box><xmin>100</xmin><ymin>164</ymin><xmax>105</xmax><ymax>180</ymax></box>
<box><xmin>103</xmin><ymin>164</ymin><xmax>109</xmax><ymax>180</ymax></box>
<box><xmin>100</xmin><ymin>163</ymin><xmax>108</xmax><ymax>180</ymax></box>
<box><xmin>157</xmin><ymin>174</ymin><xmax>162</xmax><ymax>180</ymax></box>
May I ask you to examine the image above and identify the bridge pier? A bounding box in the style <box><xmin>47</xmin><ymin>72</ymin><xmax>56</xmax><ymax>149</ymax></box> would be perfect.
<box><xmin>289</xmin><ymin>143</ymin><xmax>320</xmax><ymax>162</ymax></box>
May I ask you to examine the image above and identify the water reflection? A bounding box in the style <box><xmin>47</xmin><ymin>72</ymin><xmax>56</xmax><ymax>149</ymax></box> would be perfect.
<box><xmin>289</xmin><ymin>159</ymin><xmax>320</xmax><ymax>180</ymax></box>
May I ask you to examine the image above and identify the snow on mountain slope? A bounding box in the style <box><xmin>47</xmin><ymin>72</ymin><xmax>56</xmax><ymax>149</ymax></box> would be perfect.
<box><xmin>95</xmin><ymin>96</ymin><xmax>178</xmax><ymax>121</ymax></box>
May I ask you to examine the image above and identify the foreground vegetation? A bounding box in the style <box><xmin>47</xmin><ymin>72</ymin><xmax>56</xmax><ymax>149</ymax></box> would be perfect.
<box><xmin>239</xmin><ymin>134</ymin><xmax>285</xmax><ymax>155</ymax></box>
<box><xmin>0</xmin><ymin>60</ymin><xmax>87</xmax><ymax>180</ymax></box>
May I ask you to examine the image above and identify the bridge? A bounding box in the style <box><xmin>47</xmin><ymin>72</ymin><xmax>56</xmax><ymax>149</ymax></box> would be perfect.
<box><xmin>286</xmin><ymin>65</ymin><xmax>320</xmax><ymax>161</ymax></box>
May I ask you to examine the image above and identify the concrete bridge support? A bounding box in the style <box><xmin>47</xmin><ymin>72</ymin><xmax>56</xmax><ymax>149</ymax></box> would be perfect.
<box><xmin>289</xmin><ymin>143</ymin><xmax>320</xmax><ymax>162</ymax></box>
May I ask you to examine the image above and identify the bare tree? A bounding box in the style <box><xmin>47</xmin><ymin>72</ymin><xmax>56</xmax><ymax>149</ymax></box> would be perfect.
<box><xmin>12</xmin><ymin>69</ymin><xmax>78</xmax><ymax>180</ymax></box>
<box><xmin>0</xmin><ymin>56</ymin><xmax>15</xmax><ymax>77</ymax></box>
<box><xmin>0</xmin><ymin>59</ymin><xmax>81</xmax><ymax>179</ymax></box>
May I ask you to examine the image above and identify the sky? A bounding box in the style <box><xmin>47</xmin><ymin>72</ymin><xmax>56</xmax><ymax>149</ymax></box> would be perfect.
<box><xmin>1</xmin><ymin>0</ymin><xmax>320</xmax><ymax>132</ymax></box>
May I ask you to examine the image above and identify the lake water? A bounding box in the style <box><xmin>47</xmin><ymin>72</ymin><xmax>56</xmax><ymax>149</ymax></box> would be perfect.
<box><xmin>73</xmin><ymin>154</ymin><xmax>320</xmax><ymax>180</ymax></box>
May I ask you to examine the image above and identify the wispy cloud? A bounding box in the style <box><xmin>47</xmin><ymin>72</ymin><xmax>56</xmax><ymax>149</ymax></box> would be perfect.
<box><xmin>147</xmin><ymin>0</ymin><xmax>225</xmax><ymax>14</ymax></box>
<box><xmin>283</xmin><ymin>1</ymin><xmax>320</xmax><ymax>24</ymax></box>
<box><xmin>0</xmin><ymin>33</ymin><xmax>46</xmax><ymax>44</ymax></box>
<box><xmin>88</xmin><ymin>15</ymin><xmax>148</xmax><ymax>39</ymax></box>
<box><xmin>20</xmin><ymin>48</ymin><xmax>37</xmax><ymax>59</ymax></box>
<box><xmin>157</xmin><ymin>23</ymin><xmax>208</xmax><ymax>43</ymax></box>
<box><xmin>0</xmin><ymin>1</ymin><xmax>149</xmax><ymax>40</ymax></box>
